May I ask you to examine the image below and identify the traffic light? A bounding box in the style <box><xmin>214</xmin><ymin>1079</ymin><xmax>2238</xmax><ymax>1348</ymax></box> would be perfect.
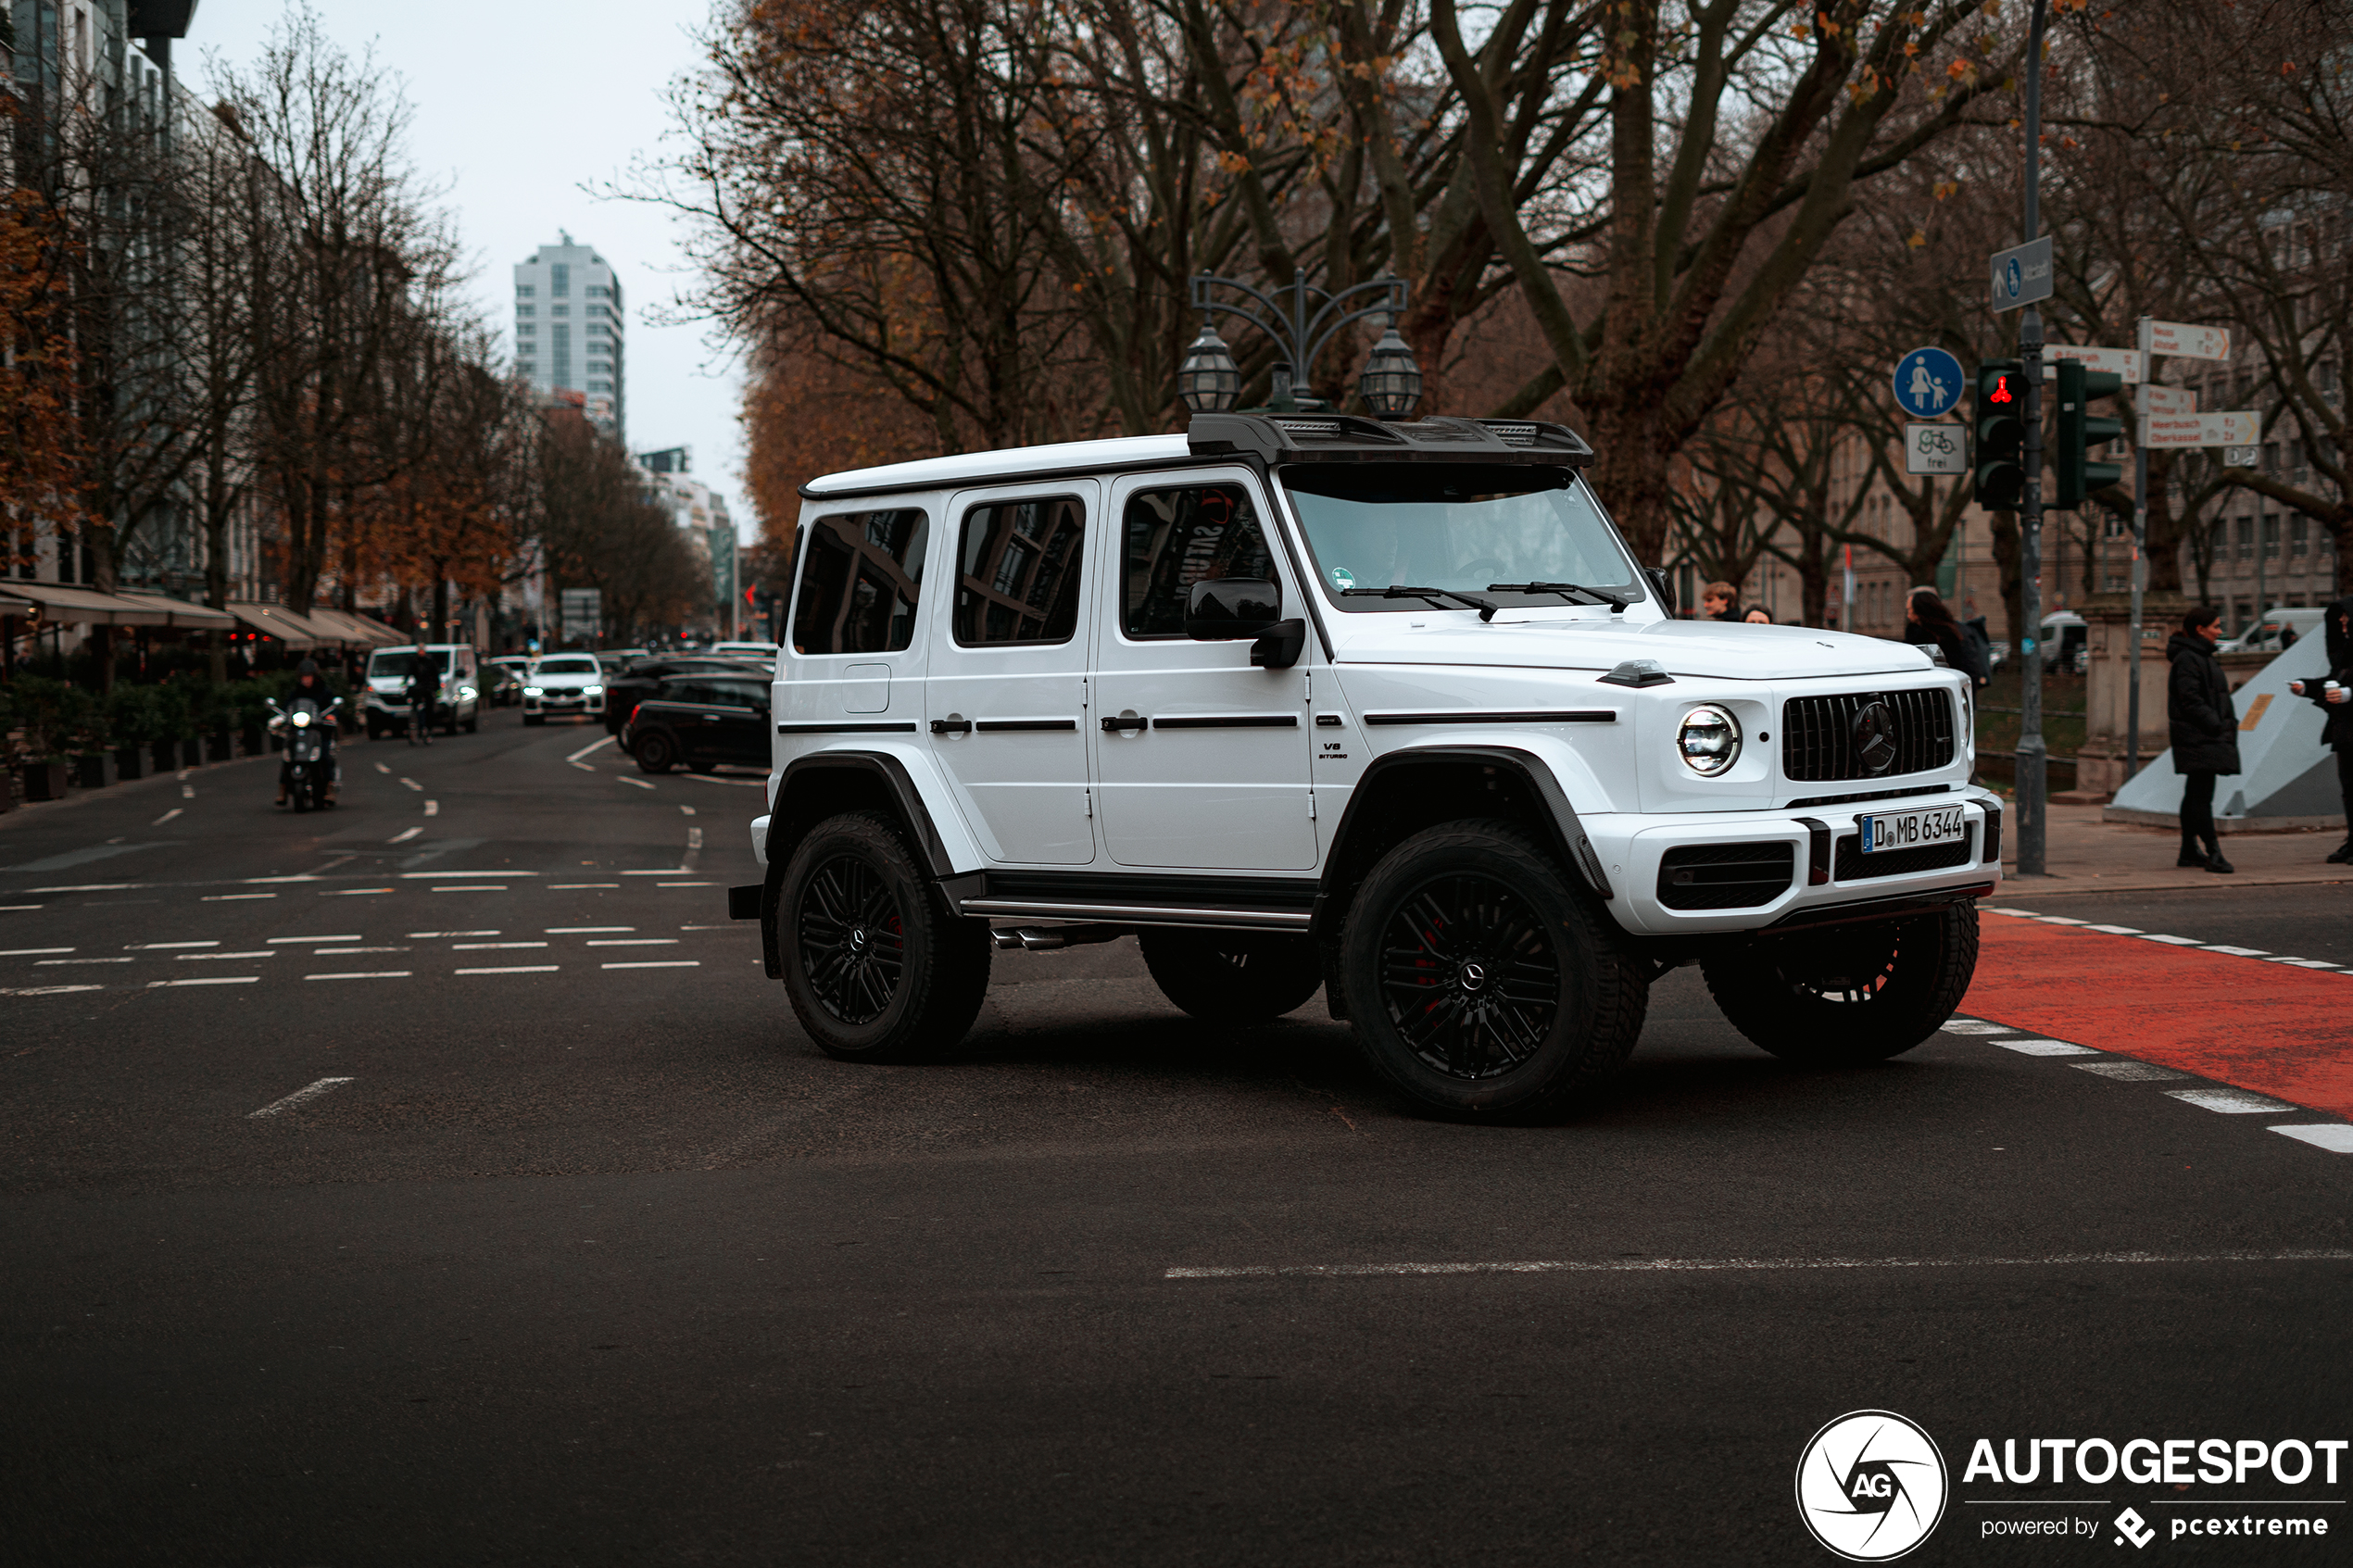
<box><xmin>1973</xmin><ymin>359</ymin><xmax>2026</xmax><ymax>509</ymax></box>
<box><xmin>2054</xmin><ymin>359</ymin><xmax>2125</xmax><ymax>508</ymax></box>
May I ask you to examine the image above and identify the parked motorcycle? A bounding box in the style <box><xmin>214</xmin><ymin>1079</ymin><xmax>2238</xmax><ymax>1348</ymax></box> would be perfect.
<box><xmin>268</xmin><ymin>695</ymin><xmax>341</xmax><ymax>811</ymax></box>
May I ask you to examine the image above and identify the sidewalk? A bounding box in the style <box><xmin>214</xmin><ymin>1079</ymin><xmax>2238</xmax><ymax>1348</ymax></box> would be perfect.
<box><xmin>2003</xmin><ymin>801</ymin><xmax>2348</xmax><ymax>896</ymax></box>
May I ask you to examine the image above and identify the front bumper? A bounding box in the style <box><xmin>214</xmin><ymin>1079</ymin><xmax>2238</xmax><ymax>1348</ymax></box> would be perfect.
<box><xmin>1586</xmin><ymin>794</ymin><xmax>2002</xmax><ymax>937</ymax></box>
<box><xmin>524</xmin><ymin>689</ymin><xmax>605</xmax><ymax>716</ymax></box>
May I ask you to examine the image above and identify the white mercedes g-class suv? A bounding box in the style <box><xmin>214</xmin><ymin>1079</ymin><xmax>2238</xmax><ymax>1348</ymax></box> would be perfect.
<box><xmin>728</xmin><ymin>414</ymin><xmax>1998</xmax><ymax>1120</ymax></box>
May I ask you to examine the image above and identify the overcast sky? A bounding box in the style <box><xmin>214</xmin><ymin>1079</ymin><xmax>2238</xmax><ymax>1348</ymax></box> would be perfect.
<box><xmin>188</xmin><ymin>2</ymin><xmax>750</xmax><ymax>539</ymax></box>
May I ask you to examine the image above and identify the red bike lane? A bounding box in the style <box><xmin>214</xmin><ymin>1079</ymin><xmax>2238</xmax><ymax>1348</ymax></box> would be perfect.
<box><xmin>1961</xmin><ymin>912</ymin><xmax>2353</xmax><ymax>1120</ymax></box>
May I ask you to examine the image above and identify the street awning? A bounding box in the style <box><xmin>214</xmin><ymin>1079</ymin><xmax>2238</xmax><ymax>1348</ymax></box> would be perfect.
<box><xmin>5</xmin><ymin>581</ymin><xmax>185</xmax><ymax>626</ymax></box>
<box><xmin>307</xmin><ymin>608</ymin><xmax>406</xmax><ymax>646</ymax></box>
<box><xmin>225</xmin><ymin>601</ymin><xmax>332</xmax><ymax>648</ymax></box>
<box><xmin>112</xmin><ymin>591</ymin><xmax>237</xmax><ymax>630</ymax></box>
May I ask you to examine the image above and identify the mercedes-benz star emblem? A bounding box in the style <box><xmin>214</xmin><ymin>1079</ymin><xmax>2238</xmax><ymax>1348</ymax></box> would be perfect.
<box><xmin>1851</xmin><ymin>698</ymin><xmax>1899</xmax><ymax>776</ymax></box>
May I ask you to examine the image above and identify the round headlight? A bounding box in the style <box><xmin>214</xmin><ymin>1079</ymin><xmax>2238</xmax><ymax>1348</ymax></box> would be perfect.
<box><xmin>1676</xmin><ymin>705</ymin><xmax>1741</xmax><ymax>775</ymax></box>
<box><xmin>291</xmin><ymin>710</ymin><xmax>312</xmax><ymax>728</ymax></box>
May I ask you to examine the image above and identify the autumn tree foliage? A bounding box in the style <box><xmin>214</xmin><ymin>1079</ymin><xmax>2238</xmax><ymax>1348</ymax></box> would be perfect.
<box><xmin>0</xmin><ymin>184</ymin><xmax>87</xmax><ymax>571</ymax></box>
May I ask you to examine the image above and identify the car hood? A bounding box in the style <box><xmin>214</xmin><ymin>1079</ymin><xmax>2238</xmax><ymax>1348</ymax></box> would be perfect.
<box><xmin>1327</xmin><ymin>614</ymin><xmax>1939</xmax><ymax>681</ymax></box>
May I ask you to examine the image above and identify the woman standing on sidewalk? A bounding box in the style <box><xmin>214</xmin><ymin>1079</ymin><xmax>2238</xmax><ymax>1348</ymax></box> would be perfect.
<box><xmin>2168</xmin><ymin>606</ymin><xmax>2239</xmax><ymax>874</ymax></box>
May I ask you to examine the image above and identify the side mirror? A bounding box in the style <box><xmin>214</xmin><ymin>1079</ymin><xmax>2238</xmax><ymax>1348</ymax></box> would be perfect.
<box><xmin>1642</xmin><ymin>566</ymin><xmax>1675</xmax><ymax>613</ymax></box>
<box><xmin>1249</xmin><ymin>619</ymin><xmax>1306</xmax><ymax>671</ymax></box>
<box><xmin>1184</xmin><ymin>578</ymin><xmax>1280</xmax><ymax>641</ymax></box>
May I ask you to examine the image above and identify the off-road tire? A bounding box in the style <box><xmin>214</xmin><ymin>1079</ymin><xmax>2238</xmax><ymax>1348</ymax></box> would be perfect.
<box><xmin>1340</xmin><ymin>820</ymin><xmax>1649</xmax><ymax>1122</ymax></box>
<box><xmin>1139</xmin><ymin>929</ymin><xmax>1323</xmax><ymax>1023</ymax></box>
<box><xmin>1700</xmin><ymin>903</ymin><xmax>1979</xmax><ymax>1066</ymax></box>
<box><xmin>635</xmin><ymin>730</ymin><xmax>677</xmax><ymax>774</ymax></box>
<box><xmin>778</xmin><ymin>811</ymin><xmax>991</xmax><ymax>1063</ymax></box>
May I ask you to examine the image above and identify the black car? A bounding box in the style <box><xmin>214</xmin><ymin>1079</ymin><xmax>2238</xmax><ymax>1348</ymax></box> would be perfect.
<box><xmin>602</xmin><ymin>656</ymin><xmax>772</xmax><ymax>734</ymax></box>
<box><xmin>623</xmin><ymin>673</ymin><xmax>772</xmax><ymax>774</ymax></box>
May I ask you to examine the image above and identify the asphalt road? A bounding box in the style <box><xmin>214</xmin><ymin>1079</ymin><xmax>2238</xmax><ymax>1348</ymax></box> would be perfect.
<box><xmin>5</xmin><ymin>713</ymin><xmax>2349</xmax><ymax>1567</ymax></box>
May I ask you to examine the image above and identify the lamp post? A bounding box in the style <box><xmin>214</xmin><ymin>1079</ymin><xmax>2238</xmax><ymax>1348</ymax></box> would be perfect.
<box><xmin>1178</xmin><ymin>271</ymin><xmax>1420</xmax><ymax>417</ymax></box>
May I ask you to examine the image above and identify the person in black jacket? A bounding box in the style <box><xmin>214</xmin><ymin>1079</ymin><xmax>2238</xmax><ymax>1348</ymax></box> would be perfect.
<box><xmin>2288</xmin><ymin>596</ymin><xmax>2353</xmax><ymax>864</ymax></box>
<box><xmin>1904</xmin><ymin>587</ymin><xmax>1989</xmax><ymax>686</ymax></box>
<box><xmin>2167</xmin><ymin>606</ymin><xmax>2240</xmax><ymax>873</ymax></box>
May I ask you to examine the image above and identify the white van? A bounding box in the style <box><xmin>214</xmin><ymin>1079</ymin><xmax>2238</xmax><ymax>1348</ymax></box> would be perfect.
<box><xmin>362</xmin><ymin>645</ymin><xmax>481</xmax><ymax>738</ymax></box>
<box><xmin>2221</xmin><ymin>607</ymin><xmax>2326</xmax><ymax>655</ymax></box>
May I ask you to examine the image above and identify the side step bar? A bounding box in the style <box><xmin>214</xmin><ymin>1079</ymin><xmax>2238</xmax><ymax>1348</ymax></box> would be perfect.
<box><xmin>958</xmin><ymin>897</ymin><xmax>1311</xmax><ymax>932</ymax></box>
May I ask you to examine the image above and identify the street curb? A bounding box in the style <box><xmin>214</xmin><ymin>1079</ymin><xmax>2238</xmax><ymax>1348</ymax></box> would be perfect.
<box><xmin>0</xmin><ymin>749</ymin><xmax>278</xmax><ymax>830</ymax></box>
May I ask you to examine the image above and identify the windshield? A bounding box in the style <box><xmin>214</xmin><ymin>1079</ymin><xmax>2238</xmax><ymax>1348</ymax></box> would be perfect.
<box><xmin>535</xmin><ymin>656</ymin><xmax>600</xmax><ymax>674</ymax></box>
<box><xmin>366</xmin><ymin>650</ymin><xmax>453</xmax><ymax>681</ymax></box>
<box><xmin>1282</xmin><ymin>465</ymin><xmax>1641</xmax><ymax>612</ymax></box>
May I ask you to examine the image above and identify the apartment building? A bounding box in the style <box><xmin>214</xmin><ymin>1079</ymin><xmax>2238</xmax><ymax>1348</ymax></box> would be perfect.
<box><xmin>514</xmin><ymin>234</ymin><xmax>625</xmax><ymax>441</ymax></box>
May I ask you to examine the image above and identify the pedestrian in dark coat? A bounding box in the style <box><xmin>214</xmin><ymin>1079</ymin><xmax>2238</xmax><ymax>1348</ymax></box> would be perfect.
<box><xmin>2168</xmin><ymin>605</ymin><xmax>2239</xmax><ymax>873</ymax></box>
<box><xmin>1905</xmin><ymin>587</ymin><xmax>1988</xmax><ymax>686</ymax></box>
<box><xmin>2288</xmin><ymin>596</ymin><xmax>2353</xmax><ymax>864</ymax></box>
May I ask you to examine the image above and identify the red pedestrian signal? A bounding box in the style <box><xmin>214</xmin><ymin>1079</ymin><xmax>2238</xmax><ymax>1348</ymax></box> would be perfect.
<box><xmin>1974</xmin><ymin>359</ymin><xmax>2027</xmax><ymax>509</ymax></box>
<box><xmin>1987</xmin><ymin>372</ymin><xmax>2015</xmax><ymax>406</ymax></box>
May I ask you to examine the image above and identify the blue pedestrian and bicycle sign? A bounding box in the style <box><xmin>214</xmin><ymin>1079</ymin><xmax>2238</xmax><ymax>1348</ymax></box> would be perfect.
<box><xmin>1893</xmin><ymin>347</ymin><xmax>1963</xmax><ymax>419</ymax></box>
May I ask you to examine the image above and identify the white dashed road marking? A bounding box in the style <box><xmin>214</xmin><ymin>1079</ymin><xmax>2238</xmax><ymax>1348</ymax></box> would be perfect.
<box><xmin>602</xmin><ymin>960</ymin><xmax>699</xmax><ymax>970</ymax></box>
<box><xmin>306</xmin><ymin>972</ymin><xmax>410</xmax><ymax>981</ymax></box>
<box><xmin>452</xmin><ymin>941</ymin><xmax>547</xmax><ymax>950</ymax></box>
<box><xmin>248</xmin><ymin>1077</ymin><xmax>354</xmax><ymax>1118</ymax></box>
<box><xmin>130</xmin><ymin>940</ymin><xmax>219</xmax><ymax>949</ymax></box>
<box><xmin>148</xmin><ymin>975</ymin><xmax>259</xmax><ymax>988</ymax></box>
<box><xmin>2168</xmin><ymin>1088</ymin><xmax>2301</xmax><ymax>1114</ymax></box>
<box><xmin>176</xmin><ymin>950</ymin><xmax>275</xmax><ymax>961</ymax></box>
<box><xmin>267</xmin><ymin>935</ymin><xmax>363</xmax><ymax>945</ymax></box>
<box><xmin>1940</xmin><ymin>1020</ymin><xmax>2015</xmax><ymax>1035</ymax></box>
<box><xmin>409</xmin><ymin>931</ymin><xmax>497</xmax><ymax>939</ymax></box>
<box><xmin>679</xmin><ymin>805</ymin><xmax>696</xmax><ymax>816</ymax></box>
<box><xmin>2135</xmin><ymin>934</ymin><xmax>2202</xmax><ymax>946</ymax></box>
<box><xmin>588</xmin><ymin>938</ymin><xmax>675</xmax><ymax>947</ymax></box>
<box><xmin>375</xmin><ymin>762</ymin><xmax>392</xmax><ymax>774</ymax></box>
<box><xmin>433</xmin><ymin>884</ymin><xmax>503</xmax><ymax>893</ymax></box>
<box><xmin>1994</xmin><ymin>1040</ymin><xmax>2101</xmax><ymax>1057</ymax></box>
<box><xmin>2072</xmin><ymin>1060</ymin><xmax>2187</xmax><ymax>1082</ymax></box>
<box><xmin>400</xmin><ymin>777</ymin><xmax>422</xmax><ymax>792</ymax></box>
<box><xmin>388</xmin><ymin>827</ymin><xmax>420</xmax><ymax>843</ymax></box>
<box><xmin>153</xmin><ymin>808</ymin><xmax>182</xmax><ymax>826</ymax></box>
<box><xmin>2</xmin><ymin>984</ymin><xmax>103</xmax><ymax>996</ymax></box>
<box><xmin>620</xmin><ymin>777</ymin><xmax>656</xmax><ymax>791</ymax></box>
<box><xmin>1163</xmin><ymin>1250</ymin><xmax>2353</xmax><ymax>1280</ymax></box>
<box><xmin>1</xmin><ymin>947</ymin><xmax>75</xmax><ymax>956</ymax></box>
<box><xmin>565</xmin><ymin>734</ymin><xmax>616</xmax><ymax>764</ymax></box>
<box><xmin>456</xmin><ymin>965</ymin><xmax>560</xmax><ymax>975</ymax></box>
<box><xmin>424</xmin><ymin>801</ymin><xmax>439</xmax><ymax>817</ymax></box>
<box><xmin>40</xmin><ymin>957</ymin><xmax>132</xmax><ymax>965</ymax></box>
<box><xmin>548</xmin><ymin>883</ymin><xmax>618</xmax><ymax>889</ymax></box>
<box><xmin>205</xmin><ymin>893</ymin><xmax>276</xmax><ymax>901</ymax></box>
<box><xmin>547</xmin><ymin>926</ymin><xmax>632</xmax><ymax>934</ymax></box>
<box><xmin>2084</xmin><ymin>924</ymin><xmax>2140</xmax><ymax>935</ymax></box>
<box><xmin>2272</xmin><ymin>1126</ymin><xmax>2353</xmax><ymax>1154</ymax></box>
<box><xmin>181</xmin><ymin>784</ymin><xmax>195</xmax><ymax>798</ymax></box>
<box><xmin>2201</xmin><ymin>945</ymin><xmax>2270</xmax><ymax>958</ymax></box>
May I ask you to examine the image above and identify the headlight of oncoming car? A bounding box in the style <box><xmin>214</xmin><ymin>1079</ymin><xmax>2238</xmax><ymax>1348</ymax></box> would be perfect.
<box><xmin>585</xmin><ymin>684</ymin><xmax>604</xmax><ymax>696</ymax></box>
<box><xmin>523</xmin><ymin>685</ymin><xmax>543</xmax><ymax>696</ymax></box>
<box><xmin>1676</xmin><ymin>704</ymin><xmax>1740</xmax><ymax>776</ymax></box>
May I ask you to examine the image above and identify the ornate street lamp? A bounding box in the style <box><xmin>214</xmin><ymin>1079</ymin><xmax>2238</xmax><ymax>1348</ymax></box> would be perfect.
<box><xmin>1182</xmin><ymin>271</ymin><xmax>1419</xmax><ymax>417</ymax></box>
<box><xmin>1176</xmin><ymin>323</ymin><xmax>1240</xmax><ymax>413</ymax></box>
<box><xmin>1358</xmin><ymin>325</ymin><xmax>1423</xmax><ymax>418</ymax></box>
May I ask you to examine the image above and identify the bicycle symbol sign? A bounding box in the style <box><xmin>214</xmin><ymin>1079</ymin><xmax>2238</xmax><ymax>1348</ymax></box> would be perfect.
<box><xmin>1893</xmin><ymin>347</ymin><xmax>1964</xmax><ymax>419</ymax></box>
<box><xmin>1904</xmin><ymin>421</ymin><xmax>1967</xmax><ymax>476</ymax></box>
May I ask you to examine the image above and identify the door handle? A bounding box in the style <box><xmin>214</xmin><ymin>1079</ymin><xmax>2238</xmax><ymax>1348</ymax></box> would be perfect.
<box><xmin>930</xmin><ymin>716</ymin><xmax>972</xmax><ymax>736</ymax></box>
<box><xmin>1101</xmin><ymin>711</ymin><xmax>1148</xmax><ymax>733</ymax></box>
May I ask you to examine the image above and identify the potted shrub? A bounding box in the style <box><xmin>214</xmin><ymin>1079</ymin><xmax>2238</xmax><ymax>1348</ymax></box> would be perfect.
<box><xmin>104</xmin><ymin>685</ymin><xmax>158</xmax><ymax>780</ymax></box>
<box><xmin>3</xmin><ymin>678</ymin><xmax>91</xmax><ymax>800</ymax></box>
<box><xmin>150</xmin><ymin>682</ymin><xmax>193</xmax><ymax>773</ymax></box>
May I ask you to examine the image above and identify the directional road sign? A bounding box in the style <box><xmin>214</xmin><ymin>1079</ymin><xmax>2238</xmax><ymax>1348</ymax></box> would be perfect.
<box><xmin>1894</xmin><ymin>348</ymin><xmax>1964</xmax><ymax>419</ymax></box>
<box><xmin>1904</xmin><ymin>422</ymin><xmax>1967</xmax><ymax>476</ymax></box>
<box><xmin>2136</xmin><ymin>319</ymin><xmax>2231</xmax><ymax>362</ymax></box>
<box><xmin>2045</xmin><ymin>345</ymin><xmax>2143</xmax><ymax>382</ymax></box>
<box><xmin>2139</xmin><ymin>409</ymin><xmax>2259</xmax><ymax>448</ymax></box>
<box><xmin>2137</xmin><ymin>384</ymin><xmax>2197</xmax><ymax>416</ymax></box>
<box><xmin>1989</xmin><ymin>236</ymin><xmax>2054</xmax><ymax>313</ymax></box>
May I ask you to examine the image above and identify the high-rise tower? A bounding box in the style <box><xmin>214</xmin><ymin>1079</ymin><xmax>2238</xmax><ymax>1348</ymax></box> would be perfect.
<box><xmin>513</xmin><ymin>232</ymin><xmax>624</xmax><ymax>440</ymax></box>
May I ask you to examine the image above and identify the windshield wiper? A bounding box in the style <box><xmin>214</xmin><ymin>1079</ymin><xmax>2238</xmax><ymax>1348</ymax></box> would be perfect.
<box><xmin>1342</xmin><ymin>584</ymin><xmax>1504</xmax><ymax>621</ymax></box>
<box><xmin>1485</xmin><ymin>581</ymin><xmax>1632</xmax><ymax>612</ymax></box>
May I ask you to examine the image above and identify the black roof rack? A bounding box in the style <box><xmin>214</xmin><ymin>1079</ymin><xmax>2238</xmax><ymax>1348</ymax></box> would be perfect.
<box><xmin>1188</xmin><ymin>413</ymin><xmax>1594</xmax><ymax>467</ymax></box>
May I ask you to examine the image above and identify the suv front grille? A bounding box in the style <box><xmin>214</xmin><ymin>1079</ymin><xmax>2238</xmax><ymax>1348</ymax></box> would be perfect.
<box><xmin>1781</xmin><ymin>688</ymin><xmax>1956</xmax><ymax>781</ymax></box>
<box><xmin>1657</xmin><ymin>842</ymin><xmax>1794</xmax><ymax>909</ymax></box>
<box><xmin>1833</xmin><ymin>826</ymin><xmax>1976</xmax><ymax>881</ymax></box>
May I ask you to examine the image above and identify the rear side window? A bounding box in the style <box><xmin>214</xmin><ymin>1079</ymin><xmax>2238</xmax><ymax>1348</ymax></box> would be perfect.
<box><xmin>792</xmin><ymin>508</ymin><xmax>929</xmax><ymax>655</ymax></box>
<box><xmin>1120</xmin><ymin>483</ymin><xmax>1276</xmax><ymax>638</ymax></box>
<box><xmin>955</xmin><ymin>496</ymin><xmax>1085</xmax><ymax>646</ymax></box>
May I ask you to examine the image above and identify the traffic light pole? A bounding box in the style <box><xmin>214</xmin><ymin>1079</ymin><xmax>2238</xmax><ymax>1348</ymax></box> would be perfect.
<box><xmin>2127</xmin><ymin>425</ymin><xmax>2148</xmax><ymax>784</ymax></box>
<box><xmin>2013</xmin><ymin>0</ymin><xmax>2051</xmax><ymax>878</ymax></box>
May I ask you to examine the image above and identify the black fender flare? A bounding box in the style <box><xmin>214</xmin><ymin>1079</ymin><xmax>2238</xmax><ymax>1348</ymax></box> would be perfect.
<box><xmin>1312</xmin><ymin>745</ymin><xmax>1614</xmax><ymax>945</ymax></box>
<box><xmin>759</xmin><ymin>751</ymin><xmax>957</xmax><ymax>977</ymax></box>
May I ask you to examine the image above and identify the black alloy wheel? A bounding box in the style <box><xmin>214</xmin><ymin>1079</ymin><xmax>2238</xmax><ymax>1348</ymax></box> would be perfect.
<box><xmin>1701</xmin><ymin>904</ymin><xmax>1979</xmax><ymax>1066</ymax></box>
<box><xmin>635</xmin><ymin>730</ymin><xmax>677</xmax><ymax>774</ymax></box>
<box><xmin>777</xmin><ymin>811</ymin><xmax>991</xmax><ymax>1062</ymax></box>
<box><xmin>1340</xmin><ymin>820</ymin><xmax>1647</xmax><ymax>1122</ymax></box>
<box><xmin>1378</xmin><ymin>873</ymin><xmax>1562</xmax><ymax>1080</ymax></box>
<box><xmin>1138</xmin><ymin>928</ymin><xmax>1323</xmax><ymax>1023</ymax></box>
<box><xmin>795</xmin><ymin>855</ymin><xmax>906</xmax><ymax>1025</ymax></box>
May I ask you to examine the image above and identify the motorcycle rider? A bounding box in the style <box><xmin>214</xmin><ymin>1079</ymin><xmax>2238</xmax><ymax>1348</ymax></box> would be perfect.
<box><xmin>405</xmin><ymin>653</ymin><xmax>443</xmax><ymax>746</ymax></box>
<box><xmin>274</xmin><ymin>658</ymin><xmax>340</xmax><ymax>808</ymax></box>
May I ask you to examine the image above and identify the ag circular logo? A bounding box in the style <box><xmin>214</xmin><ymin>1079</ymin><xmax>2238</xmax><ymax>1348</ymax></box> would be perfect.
<box><xmin>1851</xmin><ymin>698</ymin><xmax>1899</xmax><ymax>776</ymax></box>
<box><xmin>1795</xmin><ymin>1410</ymin><xmax>1947</xmax><ymax>1562</ymax></box>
